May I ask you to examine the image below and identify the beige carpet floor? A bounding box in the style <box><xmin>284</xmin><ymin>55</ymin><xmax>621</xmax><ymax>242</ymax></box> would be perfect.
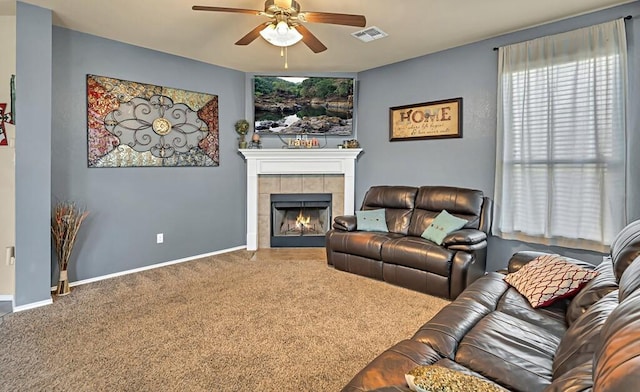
<box><xmin>0</xmin><ymin>248</ymin><xmax>449</xmax><ymax>392</ymax></box>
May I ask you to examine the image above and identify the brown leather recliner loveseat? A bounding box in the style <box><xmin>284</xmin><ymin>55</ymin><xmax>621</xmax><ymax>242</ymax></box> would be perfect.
<box><xmin>326</xmin><ymin>185</ymin><xmax>492</xmax><ymax>300</ymax></box>
<box><xmin>341</xmin><ymin>219</ymin><xmax>640</xmax><ymax>392</ymax></box>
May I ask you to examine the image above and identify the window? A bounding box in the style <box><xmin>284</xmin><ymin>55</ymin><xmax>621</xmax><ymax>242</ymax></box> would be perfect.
<box><xmin>494</xmin><ymin>19</ymin><xmax>628</xmax><ymax>252</ymax></box>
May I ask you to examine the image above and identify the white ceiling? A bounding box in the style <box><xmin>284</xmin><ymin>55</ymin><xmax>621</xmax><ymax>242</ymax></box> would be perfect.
<box><xmin>2</xmin><ymin>0</ymin><xmax>636</xmax><ymax>72</ymax></box>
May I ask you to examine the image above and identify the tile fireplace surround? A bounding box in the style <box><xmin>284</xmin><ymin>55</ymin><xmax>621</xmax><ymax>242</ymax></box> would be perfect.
<box><xmin>240</xmin><ymin>148</ymin><xmax>363</xmax><ymax>250</ymax></box>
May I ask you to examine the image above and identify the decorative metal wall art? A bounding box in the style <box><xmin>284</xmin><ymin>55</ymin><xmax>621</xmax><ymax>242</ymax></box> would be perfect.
<box><xmin>87</xmin><ymin>75</ymin><xmax>219</xmax><ymax>167</ymax></box>
<box><xmin>0</xmin><ymin>75</ymin><xmax>16</xmax><ymax>146</ymax></box>
<box><xmin>0</xmin><ymin>103</ymin><xmax>9</xmax><ymax>146</ymax></box>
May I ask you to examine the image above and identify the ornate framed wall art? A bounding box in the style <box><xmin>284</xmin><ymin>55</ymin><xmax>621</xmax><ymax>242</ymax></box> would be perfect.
<box><xmin>87</xmin><ymin>75</ymin><xmax>219</xmax><ymax>167</ymax></box>
<box><xmin>0</xmin><ymin>75</ymin><xmax>16</xmax><ymax>146</ymax></box>
<box><xmin>0</xmin><ymin>103</ymin><xmax>8</xmax><ymax>146</ymax></box>
<box><xmin>389</xmin><ymin>97</ymin><xmax>462</xmax><ymax>141</ymax></box>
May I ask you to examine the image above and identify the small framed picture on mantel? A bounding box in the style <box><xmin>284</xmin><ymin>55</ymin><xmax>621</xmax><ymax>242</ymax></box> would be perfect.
<box><xmin>389</xmin><ymin>97</ymin><xmax>462</xmax><ymax>141</ymax></box>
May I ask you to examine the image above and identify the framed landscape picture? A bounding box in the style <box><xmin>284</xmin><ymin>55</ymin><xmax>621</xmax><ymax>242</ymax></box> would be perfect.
<box><xmin>253</xmin><ymin>75</ymin><xmax>354</xmax><ymax>136</ymax></box>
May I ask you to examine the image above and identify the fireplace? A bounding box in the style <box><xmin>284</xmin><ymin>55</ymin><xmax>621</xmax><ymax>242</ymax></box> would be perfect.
<box><xmin>271</xmin><ymin>193</ymin><xmax>332</xmax><ymax>247</ymax></box>
<box><xmin>239</xmin><ymin>148</ymin><xmax>362</xmax><ymax>250</ymax></box>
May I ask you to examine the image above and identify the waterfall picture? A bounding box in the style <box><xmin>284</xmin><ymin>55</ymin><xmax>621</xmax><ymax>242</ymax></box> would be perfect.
<box><xmin>253</xmin><ymin>76</ymin><xmax>354</xmax><ymax>136</ymax></box>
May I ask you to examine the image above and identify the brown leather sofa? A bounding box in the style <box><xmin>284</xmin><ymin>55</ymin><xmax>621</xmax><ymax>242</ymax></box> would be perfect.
<box><xmin>341</xmin><ymin>219</ymin><xmax>640</xmax><ymax>392</ymax></box>
<box><xmin>326</xmin><ymin>185</ymin><xmax>492</xmax><ymax>299</ymax></box>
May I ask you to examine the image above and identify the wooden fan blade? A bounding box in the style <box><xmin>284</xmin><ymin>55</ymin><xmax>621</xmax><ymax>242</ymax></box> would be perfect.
<box><xmin>192</xmin><ymin>5</ymin><xmax>261</xmax><ymax>16</ymax></box>
<box><xmin>236</xmin><ymin>23</ymin><xmax>269</xmax><ymax>46</ymax></box>
<box><xmin>300</xmin><ymin>12</ymin><xmax>366</xmax><ymax>27</ymax></box>
<box><xmin>294</xmin><ymin>25</ymin><xmax>327</xmax><ymax>53</ymax></box>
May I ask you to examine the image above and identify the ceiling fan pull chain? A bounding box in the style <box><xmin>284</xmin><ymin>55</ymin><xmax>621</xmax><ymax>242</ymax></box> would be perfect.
<box><xmin>284</xmin><ymin>46</ymin><xmax>289</xmax><ymax>69</ymax></box>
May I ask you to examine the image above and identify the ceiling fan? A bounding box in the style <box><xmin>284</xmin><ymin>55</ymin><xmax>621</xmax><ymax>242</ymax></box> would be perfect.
<box><xmin>192</xmin><ymin>0</ymin><xmax>367</xmax><ymax>53</ymax></box>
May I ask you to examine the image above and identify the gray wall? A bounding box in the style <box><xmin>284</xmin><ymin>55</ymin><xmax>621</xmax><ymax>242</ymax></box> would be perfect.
<box><xmin>14</xmin><ymin>2</ymin><xmax>52</xmax><ymax>307</ymax></box>
<box><xmin>356</xmin><ymin>2</ymin><xmax>640</xmax><ymax>270</ymax></box>
<box><xmin>50</xmin><ymin>29</ymin><xmax>247</xmax><ymax>284</ymax></box>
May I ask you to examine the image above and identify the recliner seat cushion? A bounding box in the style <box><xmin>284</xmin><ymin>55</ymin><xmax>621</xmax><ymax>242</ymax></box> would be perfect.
<box><xmin>496</xmin><ymin>287</ymin><xmax>568</xmax><ymax>338</ymax></box>
<box><xmin>455</xmin><ymin>311</ymin><xmax>561</xmax><ymax>392</ymax></box>
<box><xmin>412</xmin><ymin>274</ymin><xmax>509</xmax><ymax>360</ymax></box>
<box><xmin>327</xmin><ymin>231</ymin><xmax>401</xmax><ymax>260</ymax></box>
<box><xmin>383</xmin><ymin>264</ymin><xmax>450</xmax><ymax>297</ymax></box>
<box><xmin>381</xmin><ymin>237</ymin><xmax>454</xmax><ymax>276</ymax></box>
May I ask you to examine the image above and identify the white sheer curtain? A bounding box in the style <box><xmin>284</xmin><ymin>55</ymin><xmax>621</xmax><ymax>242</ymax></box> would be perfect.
<box><xmin>494</xmin><ymin>19</ymin><xmax>628</xmax><ymax>252</ymax></box>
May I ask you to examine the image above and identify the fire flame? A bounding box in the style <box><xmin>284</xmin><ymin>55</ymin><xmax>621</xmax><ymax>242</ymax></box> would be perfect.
<box><xmin>296</xmin><ymin>210</ymin><xmax>311</xmax><ymax>227</ymax></box>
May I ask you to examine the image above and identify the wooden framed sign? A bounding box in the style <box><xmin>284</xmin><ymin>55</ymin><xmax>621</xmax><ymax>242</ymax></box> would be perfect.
<box><xmin>389</xmin><ymin>97</ymin><xmax>462</xmax><ymax>141</ymax></box>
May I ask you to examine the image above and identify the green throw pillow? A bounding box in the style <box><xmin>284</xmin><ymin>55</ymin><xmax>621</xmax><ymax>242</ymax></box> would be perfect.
<box><xmin>421</xmin><ymin>210</ymin><xmax>467</xmax><ymax>245</ymax></box>
<box><xmin>355</xmin><ymin>209</ymin><xmax>389</xmax><ymax>232</ymax></box>
<box><xmin>405</xmin><ymin>365</ymin><xmax>503</xmax><ymax>392</ymax></box>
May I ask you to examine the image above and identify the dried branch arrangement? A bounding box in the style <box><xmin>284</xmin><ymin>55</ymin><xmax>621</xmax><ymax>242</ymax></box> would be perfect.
<box><xmin>51</xmin><ymin>201</ymin><xmax>89</xmax><ymax>296</ymax></box>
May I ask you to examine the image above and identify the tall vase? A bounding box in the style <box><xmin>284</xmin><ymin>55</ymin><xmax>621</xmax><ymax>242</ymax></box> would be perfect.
<box><xmin>56</xmin><ymin>268</ymin><xmax>71</xmax><ymax>296</ymax></box>
<box><xmin>238</xmin><ymin>134</ymin><xmax>248</xmax><ymax>149</ymax></box>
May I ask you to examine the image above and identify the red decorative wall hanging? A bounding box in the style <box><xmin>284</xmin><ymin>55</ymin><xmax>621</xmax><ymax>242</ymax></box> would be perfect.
<box><xmin>1</xmin><ymin>75</ymin><xmax>16</xmax><ymax>146</ymax></box>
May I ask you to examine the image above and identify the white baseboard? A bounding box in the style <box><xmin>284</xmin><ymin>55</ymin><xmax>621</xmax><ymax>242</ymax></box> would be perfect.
<box><xmin>13</xmin><ymin>298</ymin><xmax>53</xmax><ymax>313</ymax></box>
<box><xmin>51</xmin><ymin>245</ymin><xmax>247</xmax><ymax>290</ymax></box>
<box><xmin>0</xmin><ymin>294</ymin><xmax>13</xmax><ymax>301</ymax></box>
<box><xmin>12</xmin><ymin>247</ymin><xmax>246</xmax><ymax>313</ymax></box>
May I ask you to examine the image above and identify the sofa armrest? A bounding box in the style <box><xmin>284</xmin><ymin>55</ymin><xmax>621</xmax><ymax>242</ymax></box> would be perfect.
<box><xmin>442</xmin><ymin>229</ymin><xmax>487</xmax><ymax>251</ymax></box>
<box><xmin>507</xmin><ymin>251</ymin><xmax>596</xmax><ymax>273</ymax></box>
<box><xmin>507</xmin><ymin>251</ymin><xmax>548</xmax><ymax>273</ymax></box>
<box><xmin>333</xmin><ymin>215</ymin><xmax>357</xmax><ymax>231</ymax></box>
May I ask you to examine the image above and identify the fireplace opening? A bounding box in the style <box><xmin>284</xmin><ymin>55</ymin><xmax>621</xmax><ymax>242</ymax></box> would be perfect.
<box><xmin>271</xmin><ymin>193</ymin><xmax>332</xmax><ymax>247</ymax></box>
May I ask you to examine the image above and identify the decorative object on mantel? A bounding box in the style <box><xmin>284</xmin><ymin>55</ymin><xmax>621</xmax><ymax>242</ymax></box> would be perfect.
<box><xmin>286</xmin><ymin>135</ymin><xmax>321</xmax><ymax>149</ymax></box>
<box><xmin>87</xmin><ymin>74</ymin><xmax>219</xmax><ymax>167</ymax></box>
<box><xmin>235</xmin><ymin>119</ymin><xmax>250</xmax><ymax>149</ymax></box>
<box><xmin>249</xmin><ymin>132</ymin><xmax>262</xmax><ymax>149</ymax></box>
<box><xmin>342</xmin><ymin>139</ymin><xmax>360</xmax><ymax>148</ymax></box>
<box><xmin>51</xmin><ymin>201</ymin><xmax>89</xmax><ymax>296</ymax></box>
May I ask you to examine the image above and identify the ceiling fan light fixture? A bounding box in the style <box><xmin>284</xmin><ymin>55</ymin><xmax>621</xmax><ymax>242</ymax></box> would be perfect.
<box><xmin>275</xmin><ymin>20</ymin><xmax>289</xmax><ymax>35</ymax></box>
<box><xmin>260</xmin><ymin>22</ymin><xmax>303</xmax><ymax>47</ymax></box>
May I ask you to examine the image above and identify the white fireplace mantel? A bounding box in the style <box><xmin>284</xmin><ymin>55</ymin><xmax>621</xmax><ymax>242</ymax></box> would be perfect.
<box><xmin>240</xmin><ymin>148</ymin><xmax>362</xmax><ymax>250</ymax></box>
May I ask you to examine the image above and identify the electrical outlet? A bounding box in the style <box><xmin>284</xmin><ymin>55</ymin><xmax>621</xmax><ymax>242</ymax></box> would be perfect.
<box><xmin>156</xmin><ymin>233</ymin><xmax>164</xmax><ymax>244</ymax></box>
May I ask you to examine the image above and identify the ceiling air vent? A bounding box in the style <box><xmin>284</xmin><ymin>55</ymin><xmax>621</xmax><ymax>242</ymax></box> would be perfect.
<box><xmin>351</xmin><ymin>26</ymin><xmax>388</xmax><ymax>42</ymax></box>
